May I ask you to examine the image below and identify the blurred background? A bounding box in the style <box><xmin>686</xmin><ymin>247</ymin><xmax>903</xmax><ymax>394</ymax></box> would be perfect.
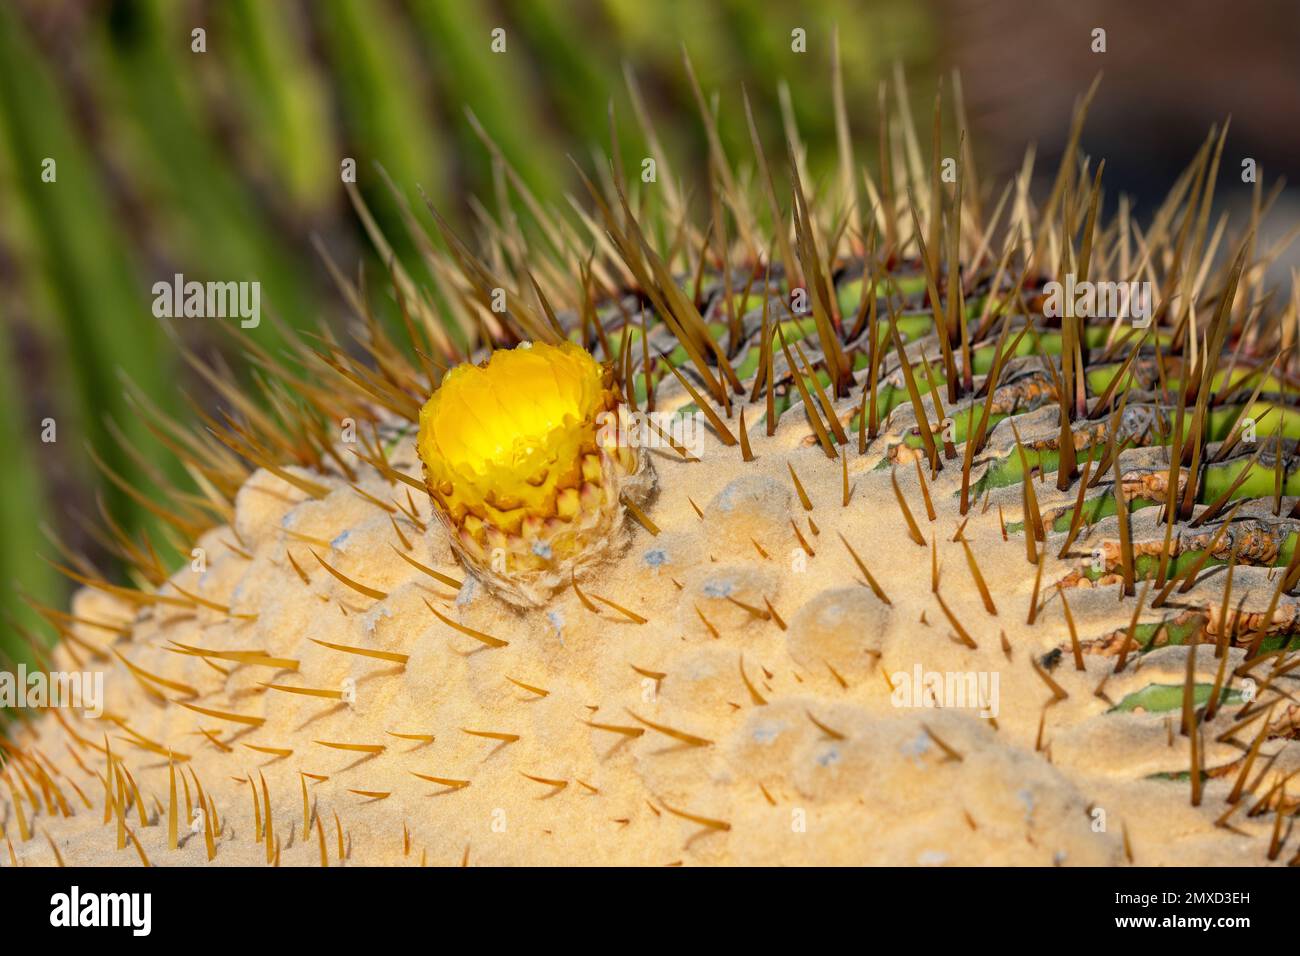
<box><xmin>1</xmin><ymin>0</ymin><xmax>1297</xmax><ymax>663</ymax></box>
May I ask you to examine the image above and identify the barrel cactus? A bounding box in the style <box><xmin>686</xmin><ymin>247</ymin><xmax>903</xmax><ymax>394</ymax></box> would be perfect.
<box><xmin>3</xmin><ymin>67</ymin><xmax>1297</xmax><ymax>868</ymax></box>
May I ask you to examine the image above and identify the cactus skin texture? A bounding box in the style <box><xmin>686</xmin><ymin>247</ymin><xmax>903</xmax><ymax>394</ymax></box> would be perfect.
<box><xmin>3</xmin><ymin>70</ymin><xmax>1299</xmax><ymax>868</ymax></box>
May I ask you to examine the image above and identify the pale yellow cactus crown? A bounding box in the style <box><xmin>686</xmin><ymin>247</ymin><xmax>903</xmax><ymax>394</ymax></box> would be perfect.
<box><xmin>6</xmin><ymin>62</ymin><xmax>1300</xmax><ymax>873</ymax></box>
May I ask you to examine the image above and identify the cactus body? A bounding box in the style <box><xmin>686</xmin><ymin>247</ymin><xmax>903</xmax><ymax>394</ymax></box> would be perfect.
<box><xmin>4</xmin><ymin>74</ymin><xmax>1298</xmax><ymax>868</ymax></box>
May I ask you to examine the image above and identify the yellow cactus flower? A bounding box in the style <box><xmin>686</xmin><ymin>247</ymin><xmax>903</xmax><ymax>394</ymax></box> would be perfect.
<box><xmin>417</xmin><ymin>340</ymin><xmax>652</xmax><ymax>605</ymax></box>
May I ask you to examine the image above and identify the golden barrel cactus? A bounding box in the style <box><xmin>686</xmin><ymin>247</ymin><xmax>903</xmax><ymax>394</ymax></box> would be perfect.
<box><xmin>3</xmin><ymin>66</ymin><xmax>1299</xmax><ymax>869</ymax></box>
